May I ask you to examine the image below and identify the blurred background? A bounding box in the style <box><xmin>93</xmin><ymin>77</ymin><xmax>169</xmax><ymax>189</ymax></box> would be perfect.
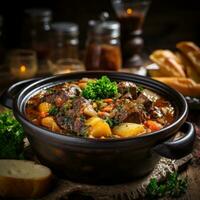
<box><xmin>0</xmin><ymin>0</ymin><xmax>199</xmax><ymax>85</ymax></box>
<box><xmin>0</xmin><ymin>0</ymin><xmax>199</xmax><ymax>50</ymax></box>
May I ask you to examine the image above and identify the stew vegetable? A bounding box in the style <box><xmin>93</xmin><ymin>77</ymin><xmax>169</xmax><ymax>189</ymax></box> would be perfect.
<box><xmin>25</xmin><ymin>76</ymin><xmax>175</xmax><ymax>138</ymax></box>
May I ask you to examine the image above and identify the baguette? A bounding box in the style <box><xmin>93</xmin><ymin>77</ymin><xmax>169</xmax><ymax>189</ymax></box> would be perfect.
<box><xmin>149</xmin><ymin>50</ymin><xmax>186</xmax><ymax>77</ymax></box>
<box><xmin>0</xmin><ymin>159</ymin><xmax>53</xmax><ymax>198</ymax></box>
<box><xmin>175</xmin><ymin>51</ymin><xmax>200</xmax><ymax>83</ymax></box>
<box><xmin>176</xmin><ymin>41</ymin><xmax>200</xmax><ymax>75</ymax></box>
<box><xmin>153</xmin><ymin>77</ymin><xmax>200</xmax><ymax>97</ymax></box>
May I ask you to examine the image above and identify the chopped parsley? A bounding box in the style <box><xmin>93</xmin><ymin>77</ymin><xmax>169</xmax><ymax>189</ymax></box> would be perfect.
<box><xmin>46</xmin><ymin>88</ymin><xmax>54</xmax><ymax>94</ymax></box>
<box><xmin>105</xmin><ymin>117</ymin><xmax>119</xmax><ymax>128</ymax></box>
<box><xmin>82</xmin><ymin>76</ymin><xmax>118</xmax><ymax>100</ymax></box>
<box><xmin>146</xmin><ymin>172</ymin><xmax>187</xmax><ymax>199</ymax></box>
<box><xmin>137</xmin><ymin>85</ymin><xmax>144</xmax><ymax>93</ymax></box>
<box><xmin>49</xmin><ymin>106</ymin><xmax>59</xmax><ymax>116</ymax></box>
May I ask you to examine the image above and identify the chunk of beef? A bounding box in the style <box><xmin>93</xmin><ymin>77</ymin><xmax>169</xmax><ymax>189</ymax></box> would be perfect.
<box><xmin>112</xmin><ymin>99</ymin><xmax>147</xmax><ymax>124</ymax></box>
<box><xmin>118</xmin><ymin>81</ymin><xmax>137</xmax><ymax>99</ymax></box>
<box><xmin>136</xmin><ymin>93</ymin><xmax>152</xmax><ymax>111</ymax></box>
<box><xmin>43</xmin><ymin>90</ymin><xmax>69</xmax><ymax>105</ymax></box>
<box><xmin>56</xmin><ymin>97</ymin><xmax>89</xmax><ymax>134</ymax></box>
<box><xmin>124</xmin><ymin>112</ymin><xmax>143</xmax><ymax>124</ymax></box>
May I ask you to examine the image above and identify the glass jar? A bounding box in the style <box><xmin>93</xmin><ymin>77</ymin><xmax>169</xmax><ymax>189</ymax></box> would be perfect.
<box><xmin>50</xmin><ymin>22</ymin><xmax>79</xmax><ymax>62</ymax></box>
<box><xmin>85</xmin><ymin>19</ymin><xmax>122</xmax><ymax>71</ymax></box>
<box><xmin>23</xmin><ymin>9</ymin><xmax>52</xmax><ymax>62</ymax></box>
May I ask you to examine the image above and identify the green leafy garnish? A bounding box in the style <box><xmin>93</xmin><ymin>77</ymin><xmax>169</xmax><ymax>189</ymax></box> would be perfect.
<box><xmin>82</xmin><ymin>76</ymin><xmax>118</xmax><ymax>100</ymax></box>
<box><xmin>146</xmin><ymin>172</ymin><xmax>187</xmax><ymax>199</ymax></box>
<box><xmin>49</xmin><ymin>106</ymin><xmax>59</xmax><ymax>116</ymax></box>
<box><xmin>166</xmin><ymin>172</ymin><xmax>188</xmax><ymax>197</ymax></box>
<box><xmin>105</xmin><ymin>117</ymin><xmax>119</xmax><ymax>128</ymax></box>
<box><xmin>0</xmin><ymin>110</ymin><xmax>25</xmax><ymax>159</ymax></box>
<box><xmin>136</xmin><ymin>85</ymin><xmax>144</xmax><ymax>93</ymax></box>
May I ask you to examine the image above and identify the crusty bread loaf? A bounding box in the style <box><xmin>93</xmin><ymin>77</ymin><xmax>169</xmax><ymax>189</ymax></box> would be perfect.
<box><xmin>0</xmin><ymin>159</ymin><xmax>53</xmax><ymax>198</ymax></box>
<box><xmin>153</xmin><ymin>77</ymin><xmax>200</xmax><ymax>97</ymax></box>
<box><xmin>149</xmin><ymin>50</ymin><xmax>186</xmax><ymax>77</ymax></box>
<box><xmin>176</xmin><ymin>41</ymin><xmax>200</xmax><ymax>75</ymax></box>
<box><xmin>175</xmin><ymin>51</ymin><xmax>200</xmax><ymax>83</ymax></box>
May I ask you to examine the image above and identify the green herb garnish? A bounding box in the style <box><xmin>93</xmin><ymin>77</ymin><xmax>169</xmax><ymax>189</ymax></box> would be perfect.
<box><xmin>46</xmin><ymin>88</ymin><xmax>54</xmax><ymax>94</ymax></box>
<box><xmin>49</xmin><ymin>106</ymin><xmax>59</xmax><ymax>116</ymax></box>
<box><xmin>146</xmin><ymin>172</ymin><xmax>187</xmax><ymax>199</ymax></box>
<box><xmin>0</xmin><ymin>110</ymin><xmax>24</xmax><ymax>159</ymax></box>
<box><xmin>136</xmin><ymin>85</ymin><xmax>144</xmax><ymax>93</ymax></box>
<box><xmin>82</xmin><ymin>76</ymin><xmax>118</xmax><ymax>100</ymax></box>
<box><xmin>105</xmin><ymin>117</ymin><xmax>119</xmax><ymax>128</ymax></box>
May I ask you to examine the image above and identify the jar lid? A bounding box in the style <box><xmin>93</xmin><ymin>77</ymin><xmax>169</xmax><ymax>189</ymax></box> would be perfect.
<box><xmin>51</xmin><ymin>22</ymin><xmax>79</xmax><ymax>36</ymax></box>
<box><xmin>25</xmin><ymin>8</ymin><xmax>52</xmax><ymax>21</ymax></box>
<box><xmin>88</xmin><ymin>20</ymin><xmax>120</xmax><ymax>38</ymax></box>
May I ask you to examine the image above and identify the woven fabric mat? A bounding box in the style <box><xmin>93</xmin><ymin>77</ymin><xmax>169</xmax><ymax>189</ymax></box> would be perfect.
<box><xmin>37</xmin><ymin>155</ymin><xmax>192</xmax><ymax>200</ymax></box>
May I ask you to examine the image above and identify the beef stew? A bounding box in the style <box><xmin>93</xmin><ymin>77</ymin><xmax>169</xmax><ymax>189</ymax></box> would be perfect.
<box><xmin>25</xmin><ymin>76</ymin><xmax>175</xmax><ymax>138</ymax></box>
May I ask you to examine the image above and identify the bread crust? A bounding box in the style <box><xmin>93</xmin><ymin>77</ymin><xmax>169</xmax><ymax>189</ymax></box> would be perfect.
<box><xmin>153</xmin><ymin>77</ymin><xmax>200</xmax><ymax>97</ymax></box>
<box><xmin>176</xmin><ymin>41</ymin><xmax>200</xmax><ymax>75</ymax></box>
<box><xmin>149</xmin><ymin>50</ymin><xmax>186</xmax><ymax>77</ymax></box>
<box><xmin>175</xmin><ymin>51</ymin><xmax>200</xmax><ymax>83</ymax></box>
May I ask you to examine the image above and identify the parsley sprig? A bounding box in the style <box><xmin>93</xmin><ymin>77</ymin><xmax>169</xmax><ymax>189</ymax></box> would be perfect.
<box><xmin>82</xmin><ymin>76</ymin><xmax>118</xmax><ymax>100</ymax></box>
<box><xmin>0</xmin><ymin>110</ymin><xmax>24</xmax><ymax>159</ymax></box>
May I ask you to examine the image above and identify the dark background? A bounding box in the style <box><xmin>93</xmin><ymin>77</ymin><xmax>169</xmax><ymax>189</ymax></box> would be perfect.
<box><xmin>0</xmin><ymin>0</ymin><xmax>200</xmax><ymax>53</ymax></box>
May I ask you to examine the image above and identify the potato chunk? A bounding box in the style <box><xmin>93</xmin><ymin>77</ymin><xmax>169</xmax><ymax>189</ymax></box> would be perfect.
<box><xmin>38</xmin><ymin>102</ymin><xmax>52</xmax><ymax>113</ymax></box>
<box><xmin>85</xmin><ymin>117</ymin><xmax>112</xmax><ymax>138</ymax></box>
<box><xmin>41</xmin><ymin>117</ymin><xmax>60</xmax><ymax>132</ymax></box>
<box><xmin>112</xmin><ymin>123</ymin><xmax>146</xmax><ymax>138</ymax></box>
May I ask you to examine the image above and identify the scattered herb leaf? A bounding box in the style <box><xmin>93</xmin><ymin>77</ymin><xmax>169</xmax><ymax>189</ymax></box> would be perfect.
<box><xmin>105</xmin><ymin>117</ymin><xmax>119</xmax><ymax>128</ymax></box>
<box><xmin>137</xmin><ymin>85</ymin><xmax>144</xmax><ymax>93</ymax></box>
<box><xmin>146</xmin><ymin>172</ymin><xmax>187</xmax><ymax>199</ymax></box>
<box><xmin>49</xmin><ymin>106</ymin><xmax>59</xmax><ymax>116</ymax></box>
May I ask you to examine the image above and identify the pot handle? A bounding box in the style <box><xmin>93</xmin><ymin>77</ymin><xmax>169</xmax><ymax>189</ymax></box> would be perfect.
<box><xmin>153</xmin><ymin>122</ymin><xmax>195</xmax><ymax>159</ymax></box>
<box><xmin>0</xmin><ymin>77</ymin><xmax>41</xmax><ymax>109</ymax></box>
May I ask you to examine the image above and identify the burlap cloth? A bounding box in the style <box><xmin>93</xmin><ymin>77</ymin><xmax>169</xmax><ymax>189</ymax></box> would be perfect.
<box><xmin>36</xmin><ymin>155</ymin><xmax>191</xmax><ymax>200</ymax></box>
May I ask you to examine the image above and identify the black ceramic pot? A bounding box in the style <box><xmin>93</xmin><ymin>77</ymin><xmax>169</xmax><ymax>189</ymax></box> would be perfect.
<box><xmin>0</xmin><ymin>71</ymin><xmax>195</xmax><ymax>184</ymax></box>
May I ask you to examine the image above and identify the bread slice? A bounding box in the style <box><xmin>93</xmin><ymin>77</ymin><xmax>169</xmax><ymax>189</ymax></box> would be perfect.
<box><xmin>154</xmin><ymin>77</ymin><xmax>200</xmax><ymax>97</ymax></box>
<box><xmin>149</xmin><ymin>50</ymin><xmax>186</xmax><ymax>77</ymax></box>
<box><xmin>0</xmin><ymin>159</ymin><xmax>53</xmax><ymax>198</ymax></box>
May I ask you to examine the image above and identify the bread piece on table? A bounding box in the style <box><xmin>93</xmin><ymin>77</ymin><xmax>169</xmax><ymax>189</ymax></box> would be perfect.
<box><xmin>153</xmin><ymin>77</ymin><xmax>200</xmax><ymax>97</ymax></box>
<box><xmin>176</xmin><ymin>41</ymin><xmax>200</xmax><ymax>75</ymax></box>
<box><xmin>0</xmin><ymin>159</ymin><xmax>53</xmax><ymax>198</ymax></box>
<box><xmin>175</xmin><ymin>51</ymin><xmax>200</xmax><ymax>83</ymax></box>
<box><xmin>149</xmin><ymin>50</ymin><xmax>186</xmax><ymax>77</ymax></box>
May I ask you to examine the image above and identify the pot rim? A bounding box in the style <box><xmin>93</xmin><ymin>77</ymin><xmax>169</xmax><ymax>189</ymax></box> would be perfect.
<box><xmin>13</xmin><ymin>71</ymin><xmax>188</xmax><ymax>145</ymax></box>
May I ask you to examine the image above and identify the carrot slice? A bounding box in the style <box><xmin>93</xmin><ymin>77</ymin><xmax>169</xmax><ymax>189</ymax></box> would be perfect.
<box><xmin>144</xmin><ymin>120</ymin><xmax>162</xmax><ymax>132</ymax></box>
<box><xmin>103</xmin><ymin>98</ymin><xmax>113</xmax><ymax>103</ymax></box>
<box><xmin>101</xmin><ymin>105</ymin><xmax>113</xmax><ymax>112</ymax></box>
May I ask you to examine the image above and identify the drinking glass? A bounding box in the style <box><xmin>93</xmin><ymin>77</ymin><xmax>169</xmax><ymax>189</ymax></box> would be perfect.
<box><xmin>49</xmin><ymin>58</ymin><xmax>85</xmax><ymax>75</ymax></box>
<box><xmin>9</xmin><ymin>49</ymin><xmax>38</xmax><ymax>80</ymax></box>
